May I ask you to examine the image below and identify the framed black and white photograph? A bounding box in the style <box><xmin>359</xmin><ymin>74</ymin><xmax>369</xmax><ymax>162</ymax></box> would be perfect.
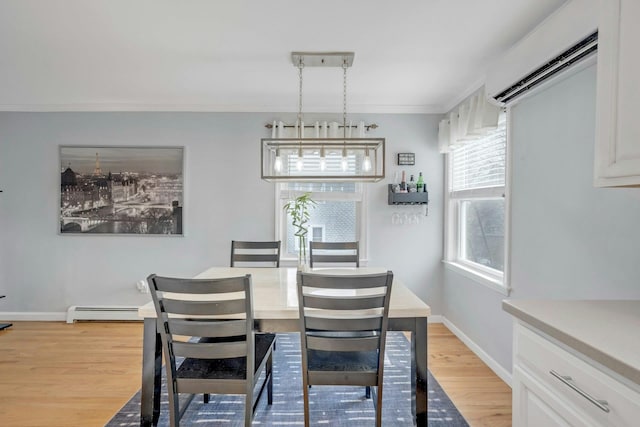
<box><xmin>59</xmin><ymin>146</ymin><xmax>184</xmax><ymax>235</ymax></box>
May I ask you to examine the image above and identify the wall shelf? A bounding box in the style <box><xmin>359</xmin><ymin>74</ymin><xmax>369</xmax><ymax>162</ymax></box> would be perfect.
<box><xmin>388</xmin><ymin>184</ymin><xmax>429</xmax><ymax>205</ymax></box>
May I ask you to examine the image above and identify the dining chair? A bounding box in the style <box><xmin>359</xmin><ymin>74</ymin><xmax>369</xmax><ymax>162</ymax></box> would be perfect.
<box><xmin>147</xmin><ymin>274</ymin><xmax>275</xmax><ymax>427</ymax></box>
<box><xmin>309</xmin><ymin>241</ymin><xmax>359</xmax><ymax>268</ymax></box>
<box><xmin>296</xmin><ymin>270</ymin><xmax>393</xmax><ymax>427</ymax></box>
<box><xmin>230</xmin><ymin>240</ymin><xmax>281</xmax><ymax>267</ymax></box>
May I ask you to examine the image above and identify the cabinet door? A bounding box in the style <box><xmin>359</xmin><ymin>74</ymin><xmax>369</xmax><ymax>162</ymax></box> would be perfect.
<box><xmin>513</xmin><ymin>366</ymin><xmax>599</xmax><ymax>427</ymax></box>
<box><xmin>595</xmin><ymin>0</ymin><xmax>640</xmax><ymax>187</ymax></box>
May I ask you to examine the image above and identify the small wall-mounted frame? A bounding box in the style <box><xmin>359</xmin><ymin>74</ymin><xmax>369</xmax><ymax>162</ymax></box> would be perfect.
<box><xmin>397</xmin><ymin>152</ymin><xmax>415</xmax><ymax>166</ymax></box>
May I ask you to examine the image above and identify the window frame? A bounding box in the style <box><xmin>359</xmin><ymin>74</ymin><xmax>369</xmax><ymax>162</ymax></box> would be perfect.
<box><xmin>443</xmin><ymin>108</ymin><xmax>512</xmax><ymax>295</ymax></box>
<box><xmin>275</xmin><ymin>183</ymin><xmax>368</xmax><ymax>267</ymax></box>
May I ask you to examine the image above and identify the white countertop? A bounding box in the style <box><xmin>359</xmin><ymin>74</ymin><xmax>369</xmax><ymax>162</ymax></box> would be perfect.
<box><xmin>503</xmin><ymin>299</ymin><xmax>640</xmax><ymax>386</ymax></box>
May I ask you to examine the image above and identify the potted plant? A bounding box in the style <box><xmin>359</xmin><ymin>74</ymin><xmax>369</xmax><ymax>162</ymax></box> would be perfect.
<box><xmin>283</xmin><ymin>192</ymin><xmax>317</xmax><ymax>268</ymax></box>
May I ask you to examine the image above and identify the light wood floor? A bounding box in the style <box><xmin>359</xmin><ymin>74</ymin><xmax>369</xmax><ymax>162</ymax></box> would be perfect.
<box><xmin>428</xmin><ymin>323</ymin><xmax>512</xmax><ymax>427</ymax></box>
<box><xmin>0</xmin><ymin>321</ymin><xmax>511</xmax><ymax>426</ymax></box>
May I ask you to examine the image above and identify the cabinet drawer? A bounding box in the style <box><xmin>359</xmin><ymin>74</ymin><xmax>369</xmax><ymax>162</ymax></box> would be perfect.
<box><xmin>514</xmin><ymin>365</ymin><xmax>599</xmax><ymax>427</ymax></box>
<box><xmin>514</xmin><ymin>322</ymin><xmax>640</xmax><ymax>426</ymax></box>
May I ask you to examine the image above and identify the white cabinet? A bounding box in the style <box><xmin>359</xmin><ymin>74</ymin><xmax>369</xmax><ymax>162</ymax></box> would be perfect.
<box><xmin>594</xmin><ymin>0</ymin><xmax>640</xmax><ymax>187</ymax></box>
<box><xmin>512</xmin><ymin>322</ymin><xmax>640</xmax><ymax>427</ymax></box>
<box><xmin>514</xmin><ymin>366</ymin><xmax>596</xmax><ymax>426</ymax></box>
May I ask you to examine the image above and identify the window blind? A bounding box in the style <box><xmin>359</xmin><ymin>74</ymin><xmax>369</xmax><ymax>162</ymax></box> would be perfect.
<box><xmin>285</xmin><ymin>152</ymin><xmax>360</xmax><ymax>174</ymax></box>
<box><xmin>280</xmin><ymin>153</ymin><xmax>362</xmax><ymax>195</ymax></box>
<box><xmin>451</xmin><ymin>112</ymin><xmax>506</xmax><ymax>192</ymax></box>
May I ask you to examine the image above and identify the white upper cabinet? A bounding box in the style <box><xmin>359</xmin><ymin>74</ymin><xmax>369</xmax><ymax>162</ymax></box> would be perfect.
<box><xmin>595</xmin><ymin>0</ymin><xmax>640</xmax><ymax>187</ymax></box>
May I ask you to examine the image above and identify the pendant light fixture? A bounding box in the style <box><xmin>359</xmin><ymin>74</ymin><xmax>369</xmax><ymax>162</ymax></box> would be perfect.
<box><xmin>261</xmin><ymin>52</ymin><xmax>385</xmax><ymax>182</ymax></box>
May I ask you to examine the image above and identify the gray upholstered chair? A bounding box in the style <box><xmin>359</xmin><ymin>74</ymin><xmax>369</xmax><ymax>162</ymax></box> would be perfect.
<box><xmin>147</xmin><ymin>274</ymin><xmax>275</xmax><ymax>427</ymax></box>
<box><xmin>309</xmin><ymin>241</ymin><xmax>359</xmax><ymax>268</ymax></box>
<box><xmin>296</xmin><ymin>270</ymin><xmax>393</xmax><ymax>427</ymax></box>
<box><xmin>230</xmin><ymin>240</ymin><xmax>281</xmax><ymax>267</ymax></box>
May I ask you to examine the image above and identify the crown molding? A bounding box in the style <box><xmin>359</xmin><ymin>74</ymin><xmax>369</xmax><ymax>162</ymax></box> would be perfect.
<box><xmin>0</xmin><ymin>102</ymin><xmax>447</xmax><ymax>115</ymax></box>
<box><xmin>441</xmin><ymin>76</ymin><xmax>487</xmax><ymax>114</ymax></box>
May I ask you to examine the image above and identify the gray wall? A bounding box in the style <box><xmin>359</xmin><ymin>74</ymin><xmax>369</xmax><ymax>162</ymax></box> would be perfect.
<box><xmin>0</xmin><ymin>112</ymin><xmax>443</xmax><ymax>316</ymax></box>
<box><xmin>443</xmin><ymin>65</ymin><xmax>640</xmax><ymax>373</ymax></box>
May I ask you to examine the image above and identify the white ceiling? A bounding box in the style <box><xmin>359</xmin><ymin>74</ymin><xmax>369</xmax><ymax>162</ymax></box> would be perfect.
<box><xmin>0</xmin><ymin>0</ymin><xmax>566</xmax><ymax>114</ymax></box>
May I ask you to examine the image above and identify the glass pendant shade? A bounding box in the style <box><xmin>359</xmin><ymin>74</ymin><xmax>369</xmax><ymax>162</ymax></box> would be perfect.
<box><xmin>319</xmin><ymin>146</ymin><xmax>327</xmax><ymax>171</ymax></box>
<box><xmin>261</xmin><ymin>137</ymin><xmax>385</xmax><ymax>182</ymax></box>
<box><xmin>274</xmin><ymin>149</ymin><xmax>283</xmax><ymax>172</ymax></box>
<box><xmin>341</xmin><ymin>146</ymin><xmax>348</xmax><ymax>171</ymax></box>
<box><xmin>295</xmin><ymin>147</ymin><xmax>304</xmax><ymax>171</ymax></box>
<box><xmin>363</xmin><ymin>148</ymin><xmax>372</xmax><ymax>172</ymax></box>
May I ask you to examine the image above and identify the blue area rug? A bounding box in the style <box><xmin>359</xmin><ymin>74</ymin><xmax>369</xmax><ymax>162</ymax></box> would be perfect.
<box><xmin>106</xmin><ymin>332</ymin><xmax>468</xmax><ymax>426</ymax></box>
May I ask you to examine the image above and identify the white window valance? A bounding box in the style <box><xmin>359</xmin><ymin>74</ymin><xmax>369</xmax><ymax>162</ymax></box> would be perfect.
<box><xmin>438</xmin><ymin>88</ymin><xmax>501</xmax><ymax>154</ymax></box>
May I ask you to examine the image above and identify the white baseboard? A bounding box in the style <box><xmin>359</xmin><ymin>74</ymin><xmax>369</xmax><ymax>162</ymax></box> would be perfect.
<box><xmin>427</xmin><ymin>314</ymin><xmax>443</xmax><ymax>323</ymax></box>
<box><xmin>0</xmin><ymin>312</ymin><xmax>66</xmax><ymax>321</ymax></box>
<box><xmin>66</xmin><ymin>305</ymin><xmax>141</xmax><ymax>323</ymax></box>
<box><xmin>442</xmin><ymin>316</ymin><xmax>512</xmax><ymax>387</ymax></box>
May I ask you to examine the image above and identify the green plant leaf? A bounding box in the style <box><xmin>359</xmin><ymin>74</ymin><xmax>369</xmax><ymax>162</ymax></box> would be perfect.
<box><xmin>283</xmin><ymin>192</ymin><xmax>317</xmax><ymax>261</ymax></box>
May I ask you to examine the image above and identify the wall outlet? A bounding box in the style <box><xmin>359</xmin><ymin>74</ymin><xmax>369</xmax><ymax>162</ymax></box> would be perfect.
<box><xmin>136</xmin><ymin>280</ymin><xmax>149</xmax><ymax>294</ymax></box>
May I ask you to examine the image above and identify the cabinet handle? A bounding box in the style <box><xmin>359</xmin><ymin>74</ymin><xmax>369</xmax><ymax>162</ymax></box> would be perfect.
<box><xmin>549</xmin><ymin>370</ymin><xmax>610</xmax><ymax>413</ymax></box>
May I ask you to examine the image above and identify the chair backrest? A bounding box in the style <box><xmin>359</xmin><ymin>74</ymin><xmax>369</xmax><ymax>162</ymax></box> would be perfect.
<box><xmin>230</xmin><ymin>241</ymin><xmax>281</xmax><ymax>267</ymax></box>
<box><xmin>147</xmin><ymin>274</ymin><xmax>255</xmax><ymax>383</ymax></box>
<box><xmin>308</xmin><ymin>241</ymin><xmax>359</xmax><ymax>268</ymax></box>
<box><xmin>296</xmin><ymin>270</ymin><xmax>393</xmax><ymax>377</ymax></box>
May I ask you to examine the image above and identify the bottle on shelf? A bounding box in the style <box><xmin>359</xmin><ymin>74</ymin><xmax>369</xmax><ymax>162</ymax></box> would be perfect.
<box><xmin>408</xmin><ymin>174</ymin><xmax>417</xmax><ymax>192</ymax></box>
<box><xmin>400</xmin><ymin>170</ymin><xmax>407</xmax><ymax>193</ymax></box>
<box><xmin>416</xmin><ymin>172</ymin><xmax>424</xmax><ymax>192</ymax></box>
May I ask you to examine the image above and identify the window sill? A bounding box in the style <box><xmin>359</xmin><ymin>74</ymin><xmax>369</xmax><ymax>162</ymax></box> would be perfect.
<box><xmin>443</xmin><ymin>261</ymin><xmax>511</xmax><ymax>296</ymax></box>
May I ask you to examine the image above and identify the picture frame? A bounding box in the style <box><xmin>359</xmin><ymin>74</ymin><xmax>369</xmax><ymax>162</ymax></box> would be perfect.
<box><xmin>397</xmin><ymin>152</ymin><xmax>415</xmax><ymax>166</ymax></box>
<box><xmin>59</xmin><ymin>145</ymin><xmax>184</xmax><ymax>235</ymax></box>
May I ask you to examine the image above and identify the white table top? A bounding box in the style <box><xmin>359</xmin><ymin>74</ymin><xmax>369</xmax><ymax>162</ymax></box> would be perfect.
<box><xmin>139</xmin><ymin>267</ymin><xmax>431</xmax><ymax>319</ymax></box>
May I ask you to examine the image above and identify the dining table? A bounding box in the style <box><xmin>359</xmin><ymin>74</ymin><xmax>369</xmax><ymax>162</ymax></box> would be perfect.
<box><xmin>138</xmin><ymin>266</ymin><xmax>432</xmax><ymax>426</ymax></box>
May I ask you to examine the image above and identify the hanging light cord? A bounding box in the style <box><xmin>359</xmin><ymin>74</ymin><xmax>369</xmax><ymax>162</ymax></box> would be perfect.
<box><xmin>343</xmin><ymin>60</ymin><xmax>348</xmax><ymax>139</ymax></box>
<box><xmin>298</xmin><ymin>60</ymin><xmax>304</xmax><ymax>140</ymax></box>
<box><xmin>342</xmin><ymin>58</ymin><xmax>349</xmax><ymax>172</ymax></box>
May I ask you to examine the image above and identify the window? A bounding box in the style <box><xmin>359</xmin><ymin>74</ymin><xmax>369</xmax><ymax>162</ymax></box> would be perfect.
<box><xmin>445</xmin><ymin>111</ymin><xmax>510</xmax><ymax>294</ymax></box>
<box><xmin>310</xmin><ymin>225</ymin><xmax>325</xmax><ymax>242</ymax></box>
<box><xmin>291</xmin><ymin>224</ymin><xmax>326</xmax><ymax>251</ymax></box>
<box><xmin>276</xmin><ymin>181</ymin><xmax>365</xmax><ymax>263</ymax></box>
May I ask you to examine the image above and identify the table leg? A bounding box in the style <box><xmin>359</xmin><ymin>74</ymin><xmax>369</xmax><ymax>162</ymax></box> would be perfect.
<box><xmin>141</xmin><ymin>318</ymin><xmax>162</xmax><ymax>427</ymax></box>
<box><xmin>411</xmin><ymin>317</ymin><xmax>428</xmax><ymax>426</ymax></box>
<box><xmin>0</xmin><ymin>296</ymin><xmax>11</xmax><ymax>330</ymax></box>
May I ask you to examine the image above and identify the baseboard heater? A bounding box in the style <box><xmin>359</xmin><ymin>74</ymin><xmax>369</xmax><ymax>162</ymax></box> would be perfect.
<box><xmin>66</xmin><ymin>305</ymin><xmax>141</xmax><ymax>323</ymax></box>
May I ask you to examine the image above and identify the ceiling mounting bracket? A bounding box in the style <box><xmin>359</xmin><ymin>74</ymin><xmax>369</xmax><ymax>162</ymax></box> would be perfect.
<box><xmin>291</xmin><ymin>52</ymin><xmax>355</xmax><ymax>68</ymax></box>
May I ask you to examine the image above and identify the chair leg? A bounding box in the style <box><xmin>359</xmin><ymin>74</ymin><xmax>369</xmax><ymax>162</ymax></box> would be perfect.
<box><xmin>302</xmin><ymin>380</ymin><xmax>310</xmax><ymax>427</ymax></box>
<box><xmin>375</xmin><ymin>385</ymin><xmax>383</xmax><ymax>427</ymax></box>
<box><xmin>267</xmin><ymin>352</ymin><xmax>273</xmax><ymax>405</ymax></box>
<box><xmin>245</xmin><ymin>391</ymin><xmax>252</xmax><ymax>427</ymax></box>
<box><xmin>365</xmin><ymin>386</ymin><xmax>371</xmax><ymax>399</ymax></box>
<box><xmin>252</xmin><ymin>349</ymin><xmax>274</xmax><ymax>413</ymax></box>
<box><xmin>203</xmin><ymin>393</ymin><xmax>209</xmax><ymax>403</ymax></box>
<box><xmin>168</xmin><ymin>384</ymin><xmax>180</xmax><ymax>427</ymax></box>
